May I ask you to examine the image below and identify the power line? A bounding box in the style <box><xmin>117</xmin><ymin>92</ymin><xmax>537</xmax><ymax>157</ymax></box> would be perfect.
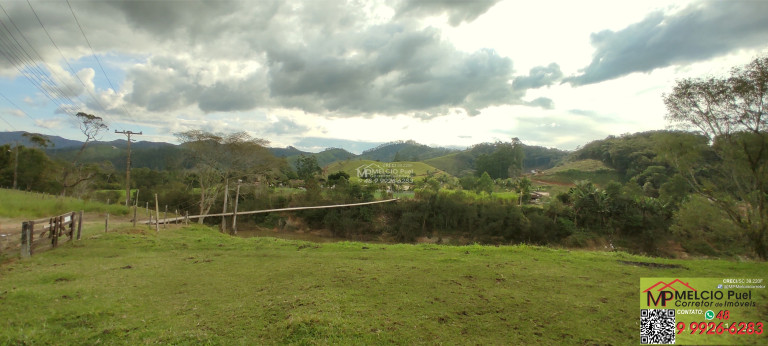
<box><xmin>24</xmin><ymin>0</ymin><xmax>112</xmax><ymax>122</ymax></box>
<box><xmin>0</xmin><ymin>1</ymin><xmax>85</xmax><ymax>108</ymax></box>
<box><xmin>0</xmin><ymin>91</ymin><xmax>57</xmax><ymax>138</ymax></box>
<box><xmin>0</xmin><ymin>19</ymin><xmax>73</xmax><ymax>109</ymax></box>
<box><xmin>0</xmin><ymin>3</ymin><xmax>82</xmax><ymax>114</ymax></box>
<box><xmin>0</xmin><ymin>112</ymin><xmax>17</xmax><ymax>130</ymax></box>
<box><xmin>66</xmin><ymin>0</ymin><xmax>132</xmax><ymax>126</ymax></box>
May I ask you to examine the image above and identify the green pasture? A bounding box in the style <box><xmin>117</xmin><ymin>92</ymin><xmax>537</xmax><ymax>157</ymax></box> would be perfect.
<box><xmin>325</xmin><ymin>160</ymin><xmax>450</xmax><ymax>182</ymax></box>
<box><xmin>0</xmin><ymin>189</ymin><xmax>130</xmax><ymax>218</ymax></box>
<box><xmin>1</xmin><ymin>225</ymin><xmax>765</xmax><ymax>344</ymax></box>
<box><xmin>535</xmin><ymin>159</ymin><xmax>619</xmax><ymax>187</ymax></box>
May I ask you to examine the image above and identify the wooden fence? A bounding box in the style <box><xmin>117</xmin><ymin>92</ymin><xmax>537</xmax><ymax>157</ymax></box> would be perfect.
<box><xmin>20</xmin><ymin>211</ymin><xmax>83</xmax><ymax>258</ymax></box>
<box><xmin>138</xmin><ymin>198</ymin><xmax>400</xmax><ymax>235</ymax></box>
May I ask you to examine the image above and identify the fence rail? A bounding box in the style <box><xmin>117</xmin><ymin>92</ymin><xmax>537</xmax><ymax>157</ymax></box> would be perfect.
<box><xmin>20</xmin><ymin>211</ymin><xmax>83</xmax><ymax>258</ymax></box>
<box><xmin>147</xmin><ymin>198</ymin><xmax>400</xmax><ymax>225</ymax></box>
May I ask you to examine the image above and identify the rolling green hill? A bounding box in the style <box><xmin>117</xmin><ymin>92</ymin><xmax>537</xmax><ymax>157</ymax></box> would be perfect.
<box><xmin>425</xmin><ymin>144</ymin><xmax>569</xmax><ymax>177</ymax></box>
<box><xmin>358</xmin><ymin>140</ymin><xmax>457</xmax><ymax>162</ymax></box>
<box><xmin>47</xmin><ymin>141</ymin><xmax>181</xmax><ymax>171</ymax></box>
<box><xmin>424</xmin><ymin>151</ymin><xmax>476</xmax><ymax>176</ymax></box>
<box><xmin>286</xmin><ymin>148</ymin><xmax>357</xmax><ymax>169</ymax></box>
<box><xmin>534</xmin><ymin>159</ymin><xmax>619</xmax><ymax>186</ymax></box>
<box><xmin>325</xmin><ymin>159</ymin><xmax>450</xmax><ymax>182</ymax></box>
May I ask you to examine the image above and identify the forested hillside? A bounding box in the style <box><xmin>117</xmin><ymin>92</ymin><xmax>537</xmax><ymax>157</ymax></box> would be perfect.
<box><xmin>358</xmin><ymin>140</ymin><xmax>457</xmax><ymax>162</ymax></box>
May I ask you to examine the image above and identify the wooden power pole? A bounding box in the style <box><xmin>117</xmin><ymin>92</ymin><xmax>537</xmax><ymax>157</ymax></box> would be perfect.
<box><xmin>115</xmin><ymin>130</ymin><xmax>142</xmax><ymax>206</ymax></box>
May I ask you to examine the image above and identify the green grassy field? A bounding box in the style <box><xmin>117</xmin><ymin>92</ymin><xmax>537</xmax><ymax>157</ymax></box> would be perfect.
<box><xmin>1</xmin><ymin>188</ymin><xmax>767</xmax><ymax>344</ymax></box>
<box><xmin>325</xmin><ymin>159</ymin><xmax>450</xmax><ymax>182</ymax></box>
<box><xmin>423</xmin><ymin>152</ymin><xmax>468</xmax><ymax>176</ymax></box>
<box><xmin>1</xmin><ymin>223</ymin><xmax>766</xmax><ymax>344</ymax></box>
<box><xmin>0</xmin><ymin>189</ymin><xmax>130</xmax><ymax>218</ymax></box>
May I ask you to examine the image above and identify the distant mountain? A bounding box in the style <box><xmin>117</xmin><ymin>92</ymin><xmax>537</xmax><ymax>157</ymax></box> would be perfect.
<box><xmin>358</xmin><ymin>140</ymin><xmax>458</xmax><ymax>162</ymax></box>
<box><xmin>0</xmin><ymin>131</ymin><xmax>82</xmax><ymax>148</ymax></box>
<box><xmin>46</xmin><ymin>140</ymin><xmax>180</xmax><ymax>171</ymax></box>
<box><xmin>269</xmin><ymin>146</ymin><xmax>309</xmax><ymax>158</ymax></box>
<box><xmin>0</xmin><ymin>131</ymin><xmax>568</xmax><ymax>175</ymax></box>
<box><xmin>285</xmin><ymin>147</ymin><xmax>357</xmax><ymax>169</ymax></box>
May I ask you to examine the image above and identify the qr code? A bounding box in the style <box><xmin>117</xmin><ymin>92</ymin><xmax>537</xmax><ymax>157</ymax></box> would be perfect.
<box><xmin>641</xmin><ymin>309</ymin><xmax>676</xmax><ymax>344</ymax></box>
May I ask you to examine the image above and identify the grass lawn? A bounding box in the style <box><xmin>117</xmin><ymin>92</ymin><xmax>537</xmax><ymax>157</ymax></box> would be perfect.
<box><xmin>0</xmin><ymin>189</ymin><xmax>130</xmax><ymax>219</ymax></box>
<box><xmin>1</xmin><ymin>224</ymin><xmax>766</xmax><ymax>344</ymax></box>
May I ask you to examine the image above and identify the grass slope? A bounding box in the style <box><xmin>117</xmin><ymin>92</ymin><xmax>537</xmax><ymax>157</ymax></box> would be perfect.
<box><xmin>535</xmin><ymin>159</ymin><xmax>619</xmax><ymax>186</ymax></box>
<box><xmin>1</xmin><ymin>225</ymin><xmax>766</xmax><ymax>344</ymax></box>
<box><xmin>0</xmin><ymin>189</ymin><xmax>130</xmax><ymax>219</ymax></box>
<box><xmin>325</xmin><ymin>159</ymin><xmax>450</xmax><ymax>182</ymax></box>
<box><xmin>424</xmin><ymin>152</ymin><xmax>473</xmax><ymax>177</ymax></box>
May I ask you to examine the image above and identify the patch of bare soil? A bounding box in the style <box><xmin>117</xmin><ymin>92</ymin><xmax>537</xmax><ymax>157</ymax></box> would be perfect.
<box><xmin>617</xmin><ymin>260</ymin><xmax>686</xmax><ymax>269</ymax></box>
<box><xmin>531</xmin><ymin>179</ymin><xmax>575</xmax><ymax>187</ymax></box>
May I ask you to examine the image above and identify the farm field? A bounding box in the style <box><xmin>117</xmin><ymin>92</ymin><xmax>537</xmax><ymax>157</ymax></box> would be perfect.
<box><xmin>1</xmin><ymin>223</ymin><xmax>766</xmax><ymax>344</ymax></box>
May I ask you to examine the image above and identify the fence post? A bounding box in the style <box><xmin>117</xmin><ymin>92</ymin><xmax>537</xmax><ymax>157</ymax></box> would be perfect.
<box><xmin>185</xmin><ymin>211</ymin><xmax>189</xmax><ymax>226</ymax></box>
<box><xmin>69</xmin><ymin>212</ymin><xmax>75</xmax><ymax>241</ymax></box>
<box><xmin>50</xmin><ymin>217</ymin><xmax>57</xmax><ymax>248</ymax></box>
<box><xmin>20</xmin><ymin>222</ymin><xmax>31</xmax><ymax>258</ymax></box>
<box><xmin>54</xmin><ymin>217</ymin><xmax>61</xmax><ymax>248</ymax></box>
<box><xmin>133</xmin><ymin>205</ymin><xmax>137</xmax><ymax>227</ymax></box>
<box><xmin>175</xmin><ymin>209</ymin><xmax>179</xmax><ymax>224</ymax></box>
<box><xmin>105</xmin><ymin>213</ymin><xmax>109</xmax><ymax>233</ymax></box>
<box><xmin>164</xmin><ymin>205</ymin><xmax>168</xmax><ymax>229</ymax></box>
<box><xmin>77</xmin><ymin>210</ymin><xmax>83</xmax><ymax>240</ymax></box>
<box><xmin>154</xmin><ymin>194</ymin><xmax>160</xmax><ymax>233</ymax></box>
<box><xmin>232</xmin><ymin>180</ymin><xmax>241</xmax><ymax>235</ymax></box>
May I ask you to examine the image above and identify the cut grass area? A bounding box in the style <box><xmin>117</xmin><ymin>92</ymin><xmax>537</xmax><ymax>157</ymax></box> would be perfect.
<box><xmin>1</xmin><ymin>225</ymin><xmax>766</xmax><ymax>344</ymax></box>
<box><xmin>0</xmin><ymin>189</ymin><xmax>130</xmax><ymax>219</ymax></box>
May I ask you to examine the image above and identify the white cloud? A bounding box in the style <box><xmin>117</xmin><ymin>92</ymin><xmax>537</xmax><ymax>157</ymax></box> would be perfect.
<box><xmin>1</xmin><ymin>0</ymin><xmax>767</xmax><ymax>151</ymax></box>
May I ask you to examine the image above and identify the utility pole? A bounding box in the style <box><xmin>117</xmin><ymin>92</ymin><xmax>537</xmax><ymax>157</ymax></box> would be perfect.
<box><xmin>115</xmin><ymin>130</ymin><xmax>142</xmax><ymax>206</ymax></box>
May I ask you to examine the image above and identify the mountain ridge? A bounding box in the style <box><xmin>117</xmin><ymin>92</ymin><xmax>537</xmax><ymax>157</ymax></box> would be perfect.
<box><xmin>0</xmin><ymin>131</ymin><xmax>569</xmax><ymax>172</ymax></box>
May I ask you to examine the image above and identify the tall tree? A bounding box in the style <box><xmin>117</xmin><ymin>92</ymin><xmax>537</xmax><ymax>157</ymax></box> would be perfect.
<box><xmin>176</xmin><ymin>130</ymin><xmax>283</xmax><ymax>223</ymax></box>
<box><xmin>474</xmin><ymin>139</ymin><xmax>525</xmax><ymax>179</ymax></box>
<box><xmin>295</xmin><ymin>154</ymin><xmax>321</xmax><ymax>181</ymax></box>
<box><xmin>59</xmin><ymin>112</ymin><xmax>109</xmax><ymax>195</ymax></box>
<box><xmin>663</xmin><ymin>55</ymin><xmax>768</xmax><ymax>259</ymax></box>
<box><xmin>22</xmin><ymin>132</ymin><xmax>53</xmax><ymax>149</ymax></box>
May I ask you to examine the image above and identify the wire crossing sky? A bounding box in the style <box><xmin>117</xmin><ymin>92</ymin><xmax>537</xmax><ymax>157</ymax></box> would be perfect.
<box><xmin>0</xmin><ymin>0</ymin><xmax>767</xmax><ymax>152</ymax></box>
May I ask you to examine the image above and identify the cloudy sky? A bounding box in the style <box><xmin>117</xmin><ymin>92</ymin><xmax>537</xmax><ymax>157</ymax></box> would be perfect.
<box><xmin>0</xmin><ymin>0</ymin><xmax>767</xmax><ymax>153</ymax></box>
